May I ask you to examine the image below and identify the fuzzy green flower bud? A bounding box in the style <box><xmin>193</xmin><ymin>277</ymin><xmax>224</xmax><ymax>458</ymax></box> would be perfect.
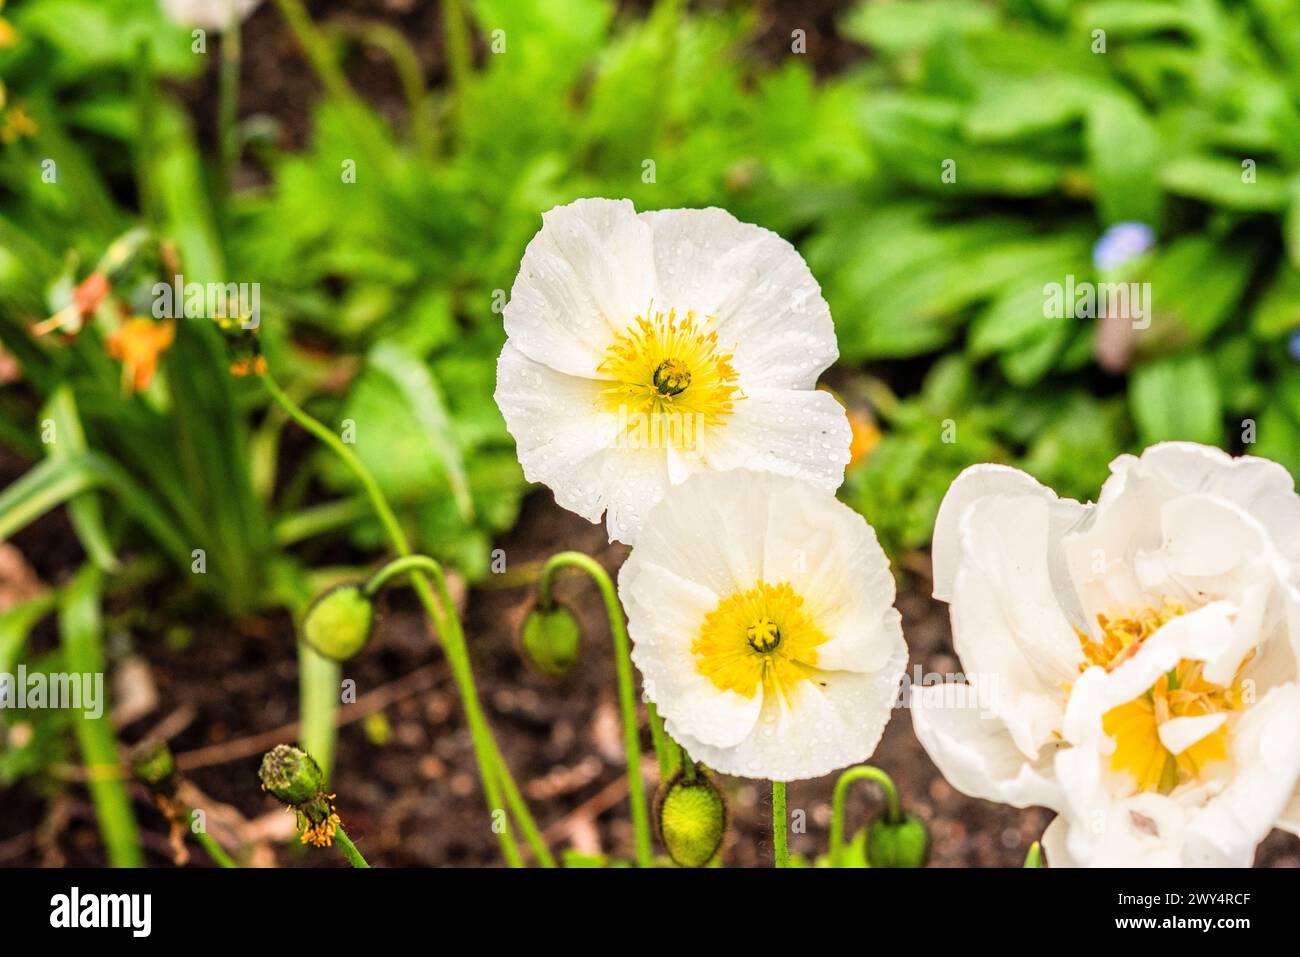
<box><xmin>301</xmin><ymin>583</ymin><xmax>374</xmax><ymax>661</ymax></box>
<box><xmin>866</xmin><ymin>813</ymin><xmax>929</xmax><ymax>868</ymax></box>
<box><xmin>259</xmin><ymin>744</ymin><xmax>326</xmax><ymax>806</ymax></box>
<box><xmin>520</xmin><ymin>601</ymin><xmax>582</xmax><ymax>677</ymax></box>
<box><xmin>656</xmin><ymin>773</ymin><xmax>726</xmax><ymax>868</ymax></box>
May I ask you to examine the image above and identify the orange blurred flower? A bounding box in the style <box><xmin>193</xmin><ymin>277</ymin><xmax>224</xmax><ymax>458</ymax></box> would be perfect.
<box><xmin>106</xmin><ymin>318</ymin><xmax>176</xmax><ymax>394</ymax></box>
<box><xmin>847</xmin><ymin>407</ymin><xmax>881</xmax><ymax>469</ymax></box>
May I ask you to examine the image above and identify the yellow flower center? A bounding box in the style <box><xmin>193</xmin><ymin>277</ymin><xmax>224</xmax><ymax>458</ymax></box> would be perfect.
<box><xmin>692</xmin><ymin>581</ymin><xmax>829</xmax><ymax>700</ymax></box>
<box><xmin>598</xmin><ymin>308</ymin><xmax>742</xmax><ymax>436</ymax></box>
<box><xmin>1076</xmin><ymin>600</ymin><xmax>1248</xmax><ymax>794</ymax></box>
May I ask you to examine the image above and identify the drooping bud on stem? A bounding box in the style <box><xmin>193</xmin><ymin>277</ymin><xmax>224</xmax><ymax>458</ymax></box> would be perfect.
<box><xmin>301</xmin><ymin>583</ymin><xmax>375</xmax><ymax>661</ymax></box>
<box><xmin>865</xmin><ymin>812</ymin><xmax>929</xmax><ymax>868</ymax></box>
<box><xmin>520</xmin><ymin>599</ymin><xmax>582</xmax><ymax>677</ymax></box>
<box><xmin>656</xmin><ymin>771</ymin><xmax>726</xmax><ymax>868</ymax></box>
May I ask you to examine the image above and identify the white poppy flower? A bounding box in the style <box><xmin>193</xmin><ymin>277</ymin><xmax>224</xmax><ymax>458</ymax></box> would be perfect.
<box><xmin>160</xmin><ymin>0</ymin><xmax>260</xmax><ymax>30</ymax></box>
<box><xmin>912</xmin><ymin>442</ymin><xmax>1300</xmax><ymax>866</ymax></box>
<box><xmin>619</xmin><ymin>469</ymin><xmax>907</xmax><ymax>781</ymax></box>
<box><xmin>494</xmin><ymin>198</ymin><xmax>851</xmax><ymax>546</ymax></box>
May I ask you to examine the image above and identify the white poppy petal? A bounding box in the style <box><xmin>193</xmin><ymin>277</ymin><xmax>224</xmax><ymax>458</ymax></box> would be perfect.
<box><xmin>639</xmin><ymin>207</ymin><xmax>837</xmax><ymax>389</ymax></box>
<box><xmin>1183</xmin><ymin>684</ymin><xmax>1300</xmax><ymax>866</ymax></box>
<box><xmin>504</xmin><ymin>198</ymin><xmax>655</xmax><ymax>377</ymax></box>
<box><xmin>699</xmin><ymin>388</ymin><xmax>851</xmax><ymax>493</ymax></box>
<box><xmin>676</xmin><ymin>653</ymin><xmax>905</xmax><ymax>781</ymax></box>
<box><xmin>495</xmin><ymin>341</ymin><xmax>620</xmax><ymax>523</ymax></box>
<box><xmin>911</xmin><ymin>681</ymin><xmax>1063</xmax><ymax>809</ymax></box>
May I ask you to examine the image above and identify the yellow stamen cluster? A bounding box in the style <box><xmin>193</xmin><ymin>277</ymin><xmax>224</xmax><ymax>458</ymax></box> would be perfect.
<box><xmin>693</xmin><ymin>581</ymin><xmax>829</xmax><ymax>700</ymax></box>
<box><xmin>1077</xmin><ymin>600</ymin><xmax>1247</xmax><ymax>794</ymax></box>
<box><xmin>296</xmin><ymin>794</ymin><xmax>342</xmax><ymax>848</ymax></box>
<box><xmin>598</xmin><ymin>307</ymin><xmax>742</xmax><ymax>429</ymax></box>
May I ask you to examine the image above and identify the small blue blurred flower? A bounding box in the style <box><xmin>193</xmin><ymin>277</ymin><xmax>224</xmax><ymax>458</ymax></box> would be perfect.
<box><xmin>1093</xmin><ymin>222</ymin><xmax>1156</xmax><ymax>271</ymax></box>
<box><xmin>1289</xmin><ymin>329</ymin><xmax>1300</xmax><ymax>362</ymax></box>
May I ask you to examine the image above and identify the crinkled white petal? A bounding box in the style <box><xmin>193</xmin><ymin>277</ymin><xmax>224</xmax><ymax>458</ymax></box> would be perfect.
<box><xmin>672</xmin><ymin>648</ymin><xmax>907</xmax><ymax>781</ymax></box>
<box><xmin>910</xmin><ymin>681</ymin><xmax>1063</xmax><ymax>809</ymax></box>
<box><xmin>693</xmin><ymin>388</ymin><xmax>850</xmax><ymax>494</ymax></box>
<box><xmin>621</xmin><ymin>559</ymin><xmax>762</xmax><ymax>750</ymax></box>
<box><xmin>638</xmin><ymin>207</ymin><xmax>837</xmax><ymax>389</ymax></box>
<box><xmin>1183</xmin><ymin>683</ymin><xmax>1300</xmax><ymax>866</ymax></box>
<box><xmin>950</xmin><ymin>493</ymin><xmax>1086</xmax><ymax>755</ymax></box>
<box><xmin>1104</xmin><ymin>442</ymin><xmax>1300</xmax><ymax>564</ymax></box>
<box><xmin>496</xmin><ymin>341</ymin><xmax>672</xmax><ymax>540</ymax></box>
<box><xmin>931</xmin><ymin>463</ymin><xmax>1087</xmax><ymax>603</ymax></box>
<box><xmin>503</xmin><ymin>198</ymin><xmax>656</xmax><ymax>378</ymax></box>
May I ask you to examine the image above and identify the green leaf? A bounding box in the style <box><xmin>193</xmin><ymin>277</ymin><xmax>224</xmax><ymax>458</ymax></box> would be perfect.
<box><xmin>1086</xmin><ymin>92</ymin><xmax>1161</xmax><ymax>224</ymax></box>
<box><xmin>1129</xmin><ymin>354</ymin><xmax>1223</xmax><ymax>446</ymax></box>
<box><xmin>58</xmin><ymin>565</ymin><xmax>142</xmax><ymax>868</ymax></box>
<box><xmin>0</xmin><ymin>592</ymin><xmax>59</xmax><ymax>677</ymax></box>
<box><xmin>841</xmin><ymin>0</ymin><xmax>998</xmax><ymax>55</ymax></box>
<box><xmin>368</xmin><ymin>341</ymin><xmax>474</xmax><ymax>521</ymax></box>
<box><xmin>1159</xmin><ymin>155</ymin><xmax>1288</xmax><ymax>211</ymax></box>
<box><xmin>41</xmin><ymin>388</ymin><xmax>119</xmax><ymax>571</ymax></box>
<box><xmin>1253</xmin><ymin>264</ymin><xmax>1300</xmax><ymax>338</ymax></box>
<box><xmin>0</xmin><ymin>453</ymin><xmax>190</xmax><ymax>568</ymax></box>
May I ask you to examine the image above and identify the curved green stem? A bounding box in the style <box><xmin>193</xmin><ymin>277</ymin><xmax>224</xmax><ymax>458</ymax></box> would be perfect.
<box><xmin>334</xmin><ymin>826</ymin><xmax>370</xmax><ymax>868</ymax></box>
<box><xmin>829</xmin><ymin>765</ymin><xmax>901</xmax><ymax>868</ymax></box>
<box><xmin>772</xmin><ymin>781</ymin><xmax>788</xmax><ymax>868</ymax></box>
<box><xmin>364</xmin><ymin>554</ymin><xmax>445</xmax><ymax>597</ymax></box>
<box><xmin>328</xmin><ymin>19</ymin><xmax>435</xmax><ymax>159</ymax></box>
<box><xmin>262</xmin><ymin>373</ymin><xmax>552</xmax><ymax>867</ymax></box>
<box><xmin>538</xmin><ymin>551</ymin><xmax>652</xmax><ymax>868</ymax></box>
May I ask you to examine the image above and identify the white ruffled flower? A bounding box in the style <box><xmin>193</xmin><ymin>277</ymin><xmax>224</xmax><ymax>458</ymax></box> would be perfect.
<box><xmin>160</xmin><ymin>0</ymin><xmax>260</xmax><ymax>30</ymax></box>
<box><xmin>494</xmin><ymin>199</ymin><xmax>850</xmax><ymax>546</ymax></box>
<box><xmin>913</xmin><ymin>442</ymin><xmax>1300</xmax><ymax>866</ymax></box>
<box><xmin>619</xmin><ymin>469</ymin><xmax>907</xmax><ymax>781</ymax></box>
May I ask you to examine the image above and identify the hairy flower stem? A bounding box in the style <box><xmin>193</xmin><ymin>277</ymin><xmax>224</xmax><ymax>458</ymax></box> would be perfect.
<box><xmin>262</xmin><ymin>373</ymin><xmax>551</xmax><ymax>867</ymax></box>
<box><xmin>189</xmin><ymin>811</ymin><xmax>238</xmax><ymax>868</ymax></box>
<box><xmin>647</xmin><ymin>701</ymin><xmax>675</xmax><ymax>781</ymax></box>
<box><xmin>538</xmin><ymin>552</ymin><xmax>653</xmax><ymax>867</ymax></box>
<box><xmin>334</xmin><ymin>827</ymin><xmax>370</xmax><ymax>868</ymax></box>
<box><xmin>772</xmin><ymin>781</ymin><xmax>788</xmax><ymax>868</ymax></box>
<box><xmin>828</xmin><ymin>765</ymin><xmax>901</xmax><ymax>867</ymax></box>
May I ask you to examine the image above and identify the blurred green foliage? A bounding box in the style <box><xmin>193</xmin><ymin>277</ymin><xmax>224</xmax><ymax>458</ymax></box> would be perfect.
<box><xmin>1</xmin><ymin>0</ymin><xmax>1299</xmax><ymax>596</ymax></box>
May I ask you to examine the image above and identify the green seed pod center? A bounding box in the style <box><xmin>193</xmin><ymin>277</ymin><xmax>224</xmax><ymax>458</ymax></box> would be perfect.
<box><xmin>652</xmin><ymin>358</ymin><xmax>691</xmax><ymax>396</ymax></box>
<box><xmin>746</xmin><ymin>617</ymin><xmax>781</xmax><ymax>653</ymax></box>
